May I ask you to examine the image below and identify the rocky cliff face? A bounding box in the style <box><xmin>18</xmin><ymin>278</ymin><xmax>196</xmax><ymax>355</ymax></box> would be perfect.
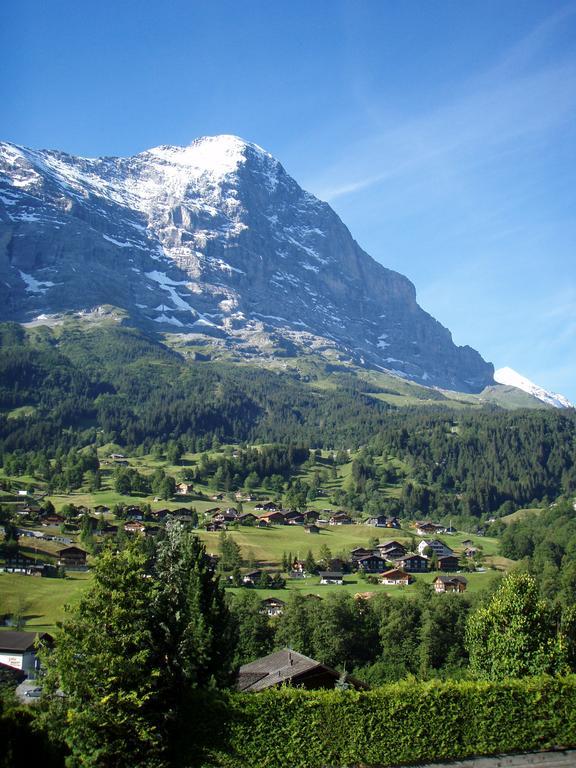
<box><xmin>0</xmin><ymin>135</ymin><xmax>494</xmax><ymax>392</ymax></box>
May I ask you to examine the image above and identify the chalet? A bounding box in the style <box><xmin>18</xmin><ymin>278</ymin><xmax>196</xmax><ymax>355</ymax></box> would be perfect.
<box><xmin>211</xmin><ymin>493</ymin><xmax>224</xmax><ymax>501</ymax></box>
<box><xmin>238</xmin><ymin>512</ymin><xmax>257</xmax><ymax>525</ymax></box>
<box><xmin>377</xmin><ymin>540</ymin><xmax>407</xmax><ymax>555</ymax></box>
<box><xmin>257</xmin><ymin>518</ymin><xmax>270</xmax><ymax>528</ymax></box>
<box><xmin>434</xmin><ymin>575</ymin><xmax>468</xmax><ymax>593</ymax></box>
<box><xmin>287</xmin><ymin>514</ymin><xmax>305</xmax><ymax>526</ymax></box>
<box><xmin>212</xmin><ymin>511</ymin><xmax>238</xmax><ymax>523</ymax></box>
<box><xmin>461</xmin><ymin>539</ymin><xmax>474</xmax><ymax>547</ymax></box>
<box><xmin>94</xmin><ymin>505</ymin><xmax>110</xmax><ymax>515</ymax></box>
<box><xmin>124</xmin><ymin>521</ymin><xmax>146</xmax><ymax>534</ymax></box>
<box><xmin>445</xmin><ymin>525</ymin><xmax>457</xmax><ymax>534</ymax></box>
<box><xmin>415</xmin><ymin>521</ymin><xmax>444</xmax><ymax>536</ymax></box>
<box><xmin>379</xmin><ymin>568</ymin><xmax>412</xmax><ymax>586</ymax></box>
<box><xmin>176</xmin><ymin>482</ymin><xmax>194</xmax><ymax>496</ymax></box>
<box><xmin>0</xmin><ymin>631</ymin><xmax>53</xmax><ymax>675</ymax></box>
<box><xmin>319</xmin><ymin>571</ymin><xmax>344</xmax><ymax>585</ymax></box>
<box><xmin>304</xmin><ymin>524</ymin><xmax>320</xmax><ymax>534</ymax></box>
<box><xmin>261</xmin><ymin>502</ymin><xmax>279</xmax><ymax>512</ymax></box>
<box><xmin>237</xmin><ymin>649</ymin><xmax>368</xmax><ymax>692</ymax></box>
<box><xmin>242</xmin><ymin>570</ymin><xmax>262</xmax><ymax>586</ymax></box>
<box><xmin>284</xmin><ymin>510</ymin><xmax>303</xmax><ymax>522</ymax></box>
<box><xmin>437</xmin><ymin>555</ymin><xmax>460</xmax><ymax>572</ymax></box>
<box><xmin>260</xmin><ymin>597</ymin><xmax>286</xmax><ymax>617</ymax></box>
<box><xmin>150</xmin><ymin>508</ymin><xmax>170</xmax><ymax>521</ymax></box>
<box><xmin>417</xmin><ymin>539</ymin><xmax>454</xmax><ymax>559</ymax></box>
<box><xmin>304</xmin><ymin>510</ymin><xmax>320</xmax><ymax>521</ymax></box>
<box><xmin>170</xmin><ymin>507</ymin><xmax>195</xmax><ymax>520</ymax></box>
<box><xmin>2</xmin><ymin>553</ymin><xmax>45</xmax><ymax>575</ymax></box>
<box><xmin>41</xmin><ymin>514</ymin><xmax>64</xmax><ymax>527</ymax></box>
<box><xmin>355</xmin><ymin>554</ymin><xmax>387</xmax><ymax>573</ymax></box>
<box><xmin>205</xmin><ymin>507</ymin><xmax>221</xmax><ymax>515</ymax></box>
<box><xmin>56</xmin><ymin>546</ymin><xmax>87</xmax><ymax>569</ymax></box>
<box><xmin>205</xmin><ymin>521</ymin><xmax>225</xmax><ymax>532</ymax></box>
<box><xmin>365</xmin><ymin>515</ymin><xmax>388</xmax><ymax>527</ymax></box>
<box><xmin>387</xmin><ymin>517</ymin><xmax>401</xmax><ymax>529</ymax></box>
<box><xmin>259</xmin><ymin>511</ymin><xmax>285</xmax><ymax>525</ymax></box>
<box><xmin>350</xmin><ymin>547</ymin><xmax>374</xmax><ymax>561</ymax></box>
<box><xmin>126</xmin><ymin>505</ymin><xmax>143</xmax><ymax>520</ymax></box>
<box><xmin>290</xmin><ymin>560</ymin><xmax>306</xmax><ymax>578</ymax></box>
<box><xmin>396</xmin><ymin>553</ymin><xmax>429</xmax><ymax>573</ymax></box>
<box><xmin>109</xmin><ymin>453</ymin><xmax>126</xmax><ymax>460</ymax></box>
<box><xmin>464</xmin><ymin>547</ymin><xmax>480</xmax><ymax>558</ymax></box>
<box><xmin>329</xmin><ymin>512</ymin><xmax>352</xmax><ymax>525</ymax></box>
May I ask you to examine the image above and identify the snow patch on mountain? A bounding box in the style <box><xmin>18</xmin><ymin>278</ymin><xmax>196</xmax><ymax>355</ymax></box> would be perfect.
<box><xmin>494</xmin><ymin>367</ymin><xmax>573</xmax><ymax>409</ymax></box>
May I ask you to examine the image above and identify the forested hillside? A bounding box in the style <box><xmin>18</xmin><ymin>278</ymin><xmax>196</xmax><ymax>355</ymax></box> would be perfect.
<box><xmin>1</xmin><ymin>321</ymin><xmax>575</xmax><ymax>523</ymax></box>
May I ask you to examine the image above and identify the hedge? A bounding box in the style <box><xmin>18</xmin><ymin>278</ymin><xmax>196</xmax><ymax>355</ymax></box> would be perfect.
<box><xmin>188</xmin><ymin>676</ymin><xmax>576</xmax><ymax>768</ymax></box>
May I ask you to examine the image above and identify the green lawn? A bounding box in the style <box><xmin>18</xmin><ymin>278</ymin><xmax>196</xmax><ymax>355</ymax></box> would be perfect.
<box><xmin>0</xmin><ymin>571</ymin><xmax>92</xmax><ymax>634</ymax></box>
<box><xmin>227</xmin><ymin>569</ymin><xmax>502</xmax><ymax>600</ymax></box>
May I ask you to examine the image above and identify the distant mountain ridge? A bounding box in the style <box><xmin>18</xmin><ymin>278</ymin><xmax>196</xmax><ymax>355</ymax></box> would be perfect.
<box><xmin>494</xmin><ymin>367</ymin><xmax>573</xmax><ymax>409</ymax></box>
<box><xmin>0</xmin><ymin>134</ymin><xmax>494</xmax><ymax>393</ymax></box>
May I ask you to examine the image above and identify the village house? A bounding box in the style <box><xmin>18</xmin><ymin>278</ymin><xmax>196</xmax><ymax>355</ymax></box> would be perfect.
<box><xmin>150</xmin><ymin>508</ymin><xmax>170</xmax><ymax>521</ymax></box>
<box><xmin>304</xmin><ymin>509</ymin><xmax>320</xmax><ymax>522</ymax></box>
<box><xmin>259</xmin><ymin>511</ymin><xmax>286</xmax><ymax>525</ymax></box>
<box><xmin>56</xmin><ymin>546</ymin><xmax>87</xmax><ymax>569</ymax></box>
<box><xmin>236</xmin><ymin>649</ymin><xmax>368</xmax><ymax>692</ymax></box>
<box><xmin>350</xmin><ymin>547</ymin><xmax>374</xmax><ymax>561</ymax></box>
<box><xmin>379</xmin><ymin>568</ymin><xmax>412</xmax><ymax>586</ymax></box>
<box><xmin>242</xmin><ymin>570</ymin><xmax>262</xmax><ymax>586</ymax></box>
<box><xmin>464</xmin><ymin>546</ymin><xmax>480</xmax><ymax>558</ymax></box>
<box><xmin>0</xmin><ymin>631</ymin><xmax>53</xmax><ymax>676</ymax></box>
<box><xmin>355</xmin><ymin>554</ymin><xmax>387</xmax><ymax>573</ymax></box>
<box><xmin>124</xmin><ymin>521</ymin><xmax>146</xmax><ymax>534</ymax></box>
<box><xmin>329</xmin><ymin>511</ymin><xmax>352</xmax><ymax>525</ymax></box>
<box><xmin>415</xmin><ymin>521</ymin><xmax>444</xmax><ymax>536</ymax></box>
<box><xmin>437</xmin><ymin>554</ymin><xmax>460</xmax><ymax>571</ymax></box>
<box><xmin>41</xmin><ymin>514</ymin><xmax>64</xmax><ymax>527</ymax></box>
<box><xmin>319</xmin><ymin>571</ymin><xmax>344</xmax><ymax>585</ymax></box>
<box><xmin>434</xmin><ymin>575</ymin><xmax>468</xmax><ymax>593</ymax></box>
<box><xmin>364</xmin><ymin>514</ymin><xmax>388</xmax><ymax>527</ymax></box>
<box><xmin>176</xmin><ymin>482</ymin><xmax>194</xmax><ymax>495</ymax></box>
<box><xmin>377</xmin><ymin>540</ymin><xmax>407</xmax><ymax>558</ymax></box>
<box><xmin>417</xmin><ymin>539</ymin><xmax>454</xmax><ymax>559</ymax></box>
<box><xmin>290</xmin><ymin>560</ymin><xmax>306</xmax><ymax>578</ymax></box>
<box><xmin>396</xmin><ymin>553</ymin><xmax>429</xmax><ymax>573</ymax></box>
<box><xmin>238</xmin><ymin>512</ymin><xmax>257</xmax><ymax>525</ymax></box>
<box><xmin>2</xmin><ymin>552</ymin><xmax>45</xmax><ymax>576</ymax></box>
<box><xmin>284</xmin><ymin>510</ymin><xmax>305</xmax><ymax>525</ymax></box>
<box><xmin>260</xmin><ymin>597</ymin><xmax>286</xmax><ymax>617</ymax></box>
<box><xmin>205</xmin><ymin>521</ymin><xmax>225</xmax><ymax>532</ymax></box>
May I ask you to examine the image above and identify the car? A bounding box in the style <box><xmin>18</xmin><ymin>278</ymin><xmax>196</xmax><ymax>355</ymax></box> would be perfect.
<box><xmin>25</xmin><ymin>687</ymin><xmax>42</xmax><ymax>698</ymax></box>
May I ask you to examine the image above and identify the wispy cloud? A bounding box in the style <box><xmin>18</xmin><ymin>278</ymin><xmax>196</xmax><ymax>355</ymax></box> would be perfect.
<box><xmin>307</xmin><ymin>7</ymin><xmax>576</xmax><ymax>203</ymax></box>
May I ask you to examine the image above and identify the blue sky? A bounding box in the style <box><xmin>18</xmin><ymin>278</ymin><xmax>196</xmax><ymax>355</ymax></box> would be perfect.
<box><xmin>2</xmin><ymin>0</ymin><xmax>575</xmax><ymax>400</ymax></box>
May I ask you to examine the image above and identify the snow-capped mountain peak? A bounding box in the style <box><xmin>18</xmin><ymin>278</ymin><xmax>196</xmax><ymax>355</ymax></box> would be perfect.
<box><xmin>494</xmin><ymin>367</ymin><xmax>573</xmax><ymax>409</ymax></box>
<box><xmin>0</xmin><ymin>135</ymin><xmax>495</xmax><ymax>393</ymax></box>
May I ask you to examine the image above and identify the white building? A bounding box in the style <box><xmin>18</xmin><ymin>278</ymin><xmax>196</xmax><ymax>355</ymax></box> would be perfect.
<box><xmin>0</xmin><ymin>631</ymin><xmax>52</xmax><ymax>676</ymax></box>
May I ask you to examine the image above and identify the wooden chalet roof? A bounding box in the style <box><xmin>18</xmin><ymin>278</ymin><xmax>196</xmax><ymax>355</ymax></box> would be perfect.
<box><xmin>237</xmin><ymin>649</ymin><xmax>368</xmax><ymax>692</ymax></box>
<box><xmin>0</xmin><ymin>631</ymin><xmax>53</xmax><ymax>653</ymax></box>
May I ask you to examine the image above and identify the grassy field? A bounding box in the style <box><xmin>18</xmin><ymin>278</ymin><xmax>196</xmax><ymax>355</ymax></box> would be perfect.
<box><xmin>0</xmin><ymin>571</ymin><xmax>92</xmax><ymax>634</ymax></box>
<box><xmin>228</xmin><ymin>568</ymin><xmax>502</xmax><ymax>601</ymax></box>
<box><xmin>501</xmin><ymin>507</ymin><xmax>543</xmax><ymax>525</ymax></box>
<box><xmin>0</xmin><ymin>560</ymin><xmax>502</xmax><ymax>633</ymax></box>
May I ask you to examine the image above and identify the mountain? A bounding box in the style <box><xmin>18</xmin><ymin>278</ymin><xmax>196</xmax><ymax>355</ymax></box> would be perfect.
<box><xmin>0</xmin><ymin>134</ymin><xmax>494</xmax><ymax>393</ymax></box>
<box><xmin>494</xmin><ymin>367</ymin><xmax>573</xmax><ymax>409</ymax></box>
